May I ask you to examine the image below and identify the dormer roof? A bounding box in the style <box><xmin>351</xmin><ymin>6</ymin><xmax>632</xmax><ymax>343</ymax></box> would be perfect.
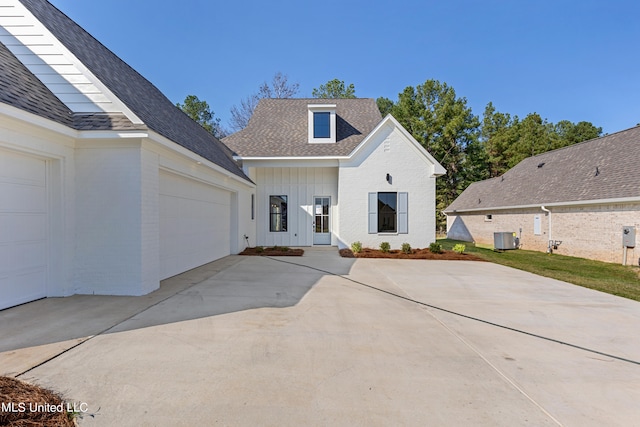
<box><xmin>223</xmin><ymin>98</ymin><xmax>382</xmax><ymax>157</ymax></box>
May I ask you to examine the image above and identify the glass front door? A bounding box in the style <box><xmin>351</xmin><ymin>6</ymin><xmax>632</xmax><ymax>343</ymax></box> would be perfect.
<box><xmin>313</xmin><ymin>196</ymin><xmax>331</xmax><ymax>245</ymax></box>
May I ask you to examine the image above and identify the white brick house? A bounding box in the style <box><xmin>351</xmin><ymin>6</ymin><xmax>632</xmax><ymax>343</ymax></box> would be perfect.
<box><xmin>223</xmin><ymin>99</ymin><xmax>445</xmax><ymax>250</ymax></box>
<box><xmin>444</xmin><ymin>126</ymin><xmax>640</xmax><ymax>265</ymax></box>
<box><xmin>0</xmin><ymin>0</ymin><xmax>255</xmax><ymax>309</ymax></box>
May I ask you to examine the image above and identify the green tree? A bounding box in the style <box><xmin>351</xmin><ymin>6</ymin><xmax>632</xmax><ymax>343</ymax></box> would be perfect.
<box><xmin>376</xmin><ymin>97</ymin><xmax>394</xmax><ymax>116</ymax></box>
<box><xmin>176</xmin><ymin>94</ymin><xmax>225</xmax><ymax>138</ymax></box>
<box><xmin>555</xmin><ymin>120</ymin><xmax>602</xmax><ymax>145</ymax></box>
<box><xmin>388</xmin><ymin>80</ymin><xmax>482</xmax><ymax>228</ymax></box>
<box><xmin>481</xmin><ymin>104</ymin><xmax>604</xmax><ymax>175</ymax></box>
<box><xmin>480</xmin><ymin>102</ymin><xmax>519</xmax><ymax>177</ymax></box>
<box><xmin>312</xmin><ymin>78</ymin><xmax>356</xmax><ymax>98</ymax></box>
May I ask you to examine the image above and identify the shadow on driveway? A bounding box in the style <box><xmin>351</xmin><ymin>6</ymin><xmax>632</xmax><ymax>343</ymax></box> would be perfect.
<box><xmin>0</xmin><ymin>250</ymin><xmax>355</xmax><ymax>371</ymax></box>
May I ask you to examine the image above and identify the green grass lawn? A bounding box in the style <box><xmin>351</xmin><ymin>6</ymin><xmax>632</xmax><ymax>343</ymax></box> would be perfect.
<box><xmin>439</xmin><ymin>239</ymin><xmax>640</xmax><ymax>302</ymax></box>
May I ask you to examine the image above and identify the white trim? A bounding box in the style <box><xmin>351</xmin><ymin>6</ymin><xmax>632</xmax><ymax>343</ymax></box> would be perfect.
<box><xmin>235</xmin><ymin>114</ymin><xmax>446</xmax><ymax>177</ymax></box>
<box><xmin>2</xmin><ymin>1</ymin><xmax>143</xmax><ymax>123</ymax></box>
<box><xmin>235</xmin><ymin>155</ymin><xmax>347</xmax><ymax>161</ymax></box>
<box><xmin>308</xmin><ymin>105</ymin><xmax>336</xmax><ymax>144</ymax></box>
<box><xmin>346</xmin><ymin>115</ymin><xmax>446</xmax><ymax>176</ymax></box>
<box><xmin>146</xmin><ymin>129</ymin><xmax>255</xmax><ymax>189</ymax></box>
<box><xmin>0</xmin><ymin>102</ymin><xmax>77</xmax><ymax>138</ymax></box>
<box><xmin>445</xmin><ymin>196</ymin><xmax>640</xmax><ymax>214</ymax></box>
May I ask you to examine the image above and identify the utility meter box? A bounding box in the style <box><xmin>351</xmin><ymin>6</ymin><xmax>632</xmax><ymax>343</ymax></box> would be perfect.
<box><xmin>622</xmin><ymin>226</ymin><xmax>636</xmax><ymax>248</ymax></box>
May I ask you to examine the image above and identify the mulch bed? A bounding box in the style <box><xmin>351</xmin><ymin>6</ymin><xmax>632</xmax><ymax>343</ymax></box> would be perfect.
<box><xmin>339</xmin><ymin>247</ymin><xmax>484</xmax><ymax>261</ymax></box>
<box><xmin>0</xmin><ymin>376</ymin><xmax>75</xmax><ymax>426</ymax></box>
<box><xmin>239</xmin><ymin>247</ymin><xmax>304</xmax><ymax>256</ymax></box>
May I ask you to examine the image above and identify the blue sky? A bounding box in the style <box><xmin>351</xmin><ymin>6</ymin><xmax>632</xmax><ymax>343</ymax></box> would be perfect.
<box><xmin>49</xmin><ymin>0</ymin><xmax>639</xmax><ymax>134</ymax></box>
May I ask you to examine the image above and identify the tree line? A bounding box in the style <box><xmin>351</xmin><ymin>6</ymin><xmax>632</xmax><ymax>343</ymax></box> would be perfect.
<box><xmin>177</xmin><ymin>75</ymin><xmax>602</xmax><ymax>228</ymax></box>
<box><xmin>376</xmin><ymin>80</ymin><xmax>602</xmax><ymax>226</ymax></box>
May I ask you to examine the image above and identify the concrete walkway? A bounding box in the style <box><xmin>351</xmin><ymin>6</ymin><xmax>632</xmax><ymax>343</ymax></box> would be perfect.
<box><xmin>1</xmin><ymin>249</ymin><xmax>639</xmax><ymax>426</ymax></box>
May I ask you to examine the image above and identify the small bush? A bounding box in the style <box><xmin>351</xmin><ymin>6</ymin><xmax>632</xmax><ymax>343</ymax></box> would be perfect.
<box><xmin>429</xmin><ymin>242</ymin><xmax>442</xmax><ymax>254</ymax></box>
<box><xmin>380</xmin><ymin>242</ymin><xmax>391</xmax><ymax>253</ymax></box>
<box><xmin>401</xmin><ymin>243</ymin><xmax>412</xmax><ymax>254</ymax></box>
<box><xmin>453</xmin><ymin>244</ymin><xmax>466</xmax><ymax>254</ymax></box>
<box><xmin>255</xmin><ymin>246</ymin><xmax>264</xmax><ymax>253</ymax></box>
<box><xmin>279</xmin><ymin>246</ymin><xmax>290</xmax><ymax>252</ymax></box>
<box><xmin>351</xmin><ymin>241</ymin><xmax>363</xmax><ymax>253</ymax></box>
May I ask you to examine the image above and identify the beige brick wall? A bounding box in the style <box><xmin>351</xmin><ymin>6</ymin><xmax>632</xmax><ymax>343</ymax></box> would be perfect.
<box><xmin>447</xmin><ymin>203</ymin><xmax>640</xmax><ymax>264</ymax></box>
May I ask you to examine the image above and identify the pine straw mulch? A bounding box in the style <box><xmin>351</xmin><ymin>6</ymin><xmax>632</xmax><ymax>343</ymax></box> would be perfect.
<box><xmin>0</xmin><ymin>376</ymin><xmax>75</xmax><ymax>426</ymax></box>
<box><xmin>339</xmin><ymin>247</ymin><xmax>485</xmax><ymax>261</ymax></box>
<box><xmin>239</xmin><ymin>247</ymin><xmax>304</xmax><ymax>256</ymax></box>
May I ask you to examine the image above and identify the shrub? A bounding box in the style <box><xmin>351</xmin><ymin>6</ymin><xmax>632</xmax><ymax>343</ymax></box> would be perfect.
<box><xmin>380</xmin><ymin>242</ymin><xmax>391</xmax><ymax>253</ymax></box>
<box><xmin>429</xmin><ymin>242</ymin><xmax>442</xmax><ymax>254</ymax></box>
<box><xmin>255</xmin><ymin>246</ymin><xmax>264</xmax><ymax>253</ymax></box>
<box><xmin>279</xmin><ymin>246</ymin><xmax>290</xmax><ymax>252</ymax></box>
<box><xmin>453</xmin><ymin>244</ymin><xmax>466</xmax><ymax>254</ymax></box>
<box><xmin>351</xmin><ymin>241</ymin><xmax>363</xmax><ymax>253</ymax></box>
<box><xmin>401</xmin><ymin>243</ymin><xmax>412</xmax><ymax>254</ymax></box>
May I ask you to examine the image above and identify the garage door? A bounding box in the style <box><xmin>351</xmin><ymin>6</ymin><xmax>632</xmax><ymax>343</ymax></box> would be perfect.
<box><xmin>159</xmin><ymin>171</ymin><xmax>231</xmax><ymax>280</ymax></box>
<box><xmin>0</xmin><ymin>149</ymin><xmax>48</xmax><ymax>310</ymax></box>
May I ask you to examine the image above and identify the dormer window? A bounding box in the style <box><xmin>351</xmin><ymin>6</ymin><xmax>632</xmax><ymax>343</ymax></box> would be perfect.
<box><xmin>313</xmin><ymin>112</ymin><xmax>330</xmax><ymax>138</ymax></box>
<box><xmin>308</xmin><ymin>104</ymin><xmax>336</xmax><ymax>143</ymax></box>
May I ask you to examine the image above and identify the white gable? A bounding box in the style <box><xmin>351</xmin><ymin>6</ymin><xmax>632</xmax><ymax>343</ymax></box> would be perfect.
<box><xmin>0</xmin><ymin>0</ymin><xmax>141</xmax><ymax>122</ymax></box>
<box><xmin>345</xmin><ymin>114</ymin><xmax>446</xmax><ymax>176</ymax></box>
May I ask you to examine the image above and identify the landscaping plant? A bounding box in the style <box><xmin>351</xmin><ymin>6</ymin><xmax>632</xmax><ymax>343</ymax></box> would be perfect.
<box><xmin>351</xmin><ymin>241</ymin><xmax>363</xmax><ymax>253</ymax></box>
<box><xmin>380</xmin><ymin>242</ymin><xmax>391</xmax><ymax>253</ymax></box>
<box><xmin>429</xmin><ymin>242</ymin><xmax>443</xmax><ymax>254</ymax></box>
<box><xmin>401</xmin><ymin>243</ymin><xmax>412</xmax><ymax>254</ymax></box>
<box><xmin>453</xmin><ymin>244</ymin><xmax>466</xmax><ymax>254</ymax></box>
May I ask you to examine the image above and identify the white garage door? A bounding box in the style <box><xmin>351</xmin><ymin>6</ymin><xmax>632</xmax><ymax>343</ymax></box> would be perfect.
<box><xmin>159</xmin><ymin>171</ymin><xmax>231</xmax><ymax>280</ymax></box>
<box><xmin>0</xmin><ymin>149</ymin><xmax>48</xmax><ymax>310</ymax></box>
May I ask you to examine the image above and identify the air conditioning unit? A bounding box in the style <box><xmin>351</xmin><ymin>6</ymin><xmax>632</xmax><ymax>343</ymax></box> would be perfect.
<box><xmin>494</xmin><ymin>232</ymin><xmax>517</xmax><ymax>250</ymax></box>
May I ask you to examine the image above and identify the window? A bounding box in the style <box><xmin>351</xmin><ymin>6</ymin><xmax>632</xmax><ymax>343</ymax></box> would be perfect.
<box><xmin>378</xmin><ymin>192</ymin><xmax>397</xmax><ymax>232</ymax></box>
<box><xmin>368</xmin><ymin>192</ymin><xmax>408</xmax><ymax>234</ymax></box>
<box><xmin>308</xmin><ymin>104</ymin><xmax>336</xmax><ymax>143</ymax></box>
<box><xmin>269</xmin><ymin>195</ymin><xmax>287</xmax><ymax>232</ymax></box>
<box><xmin>313</xmin><ymin>112</ymin><xmax>330</xmax><ymax>138</ymax></box>
<box><xmin>485</xmin><ymin>214</ymin><xmax>492</xmax><ymax>222</ymax></box>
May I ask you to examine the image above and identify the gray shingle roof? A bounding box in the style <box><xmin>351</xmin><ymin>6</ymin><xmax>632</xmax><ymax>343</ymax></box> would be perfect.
<box><xmin>445</xmin><ymin>126</ymin><xmax>640</xmax><ymax>213</ymax></box>
<box><xmin>1</xmin><ymin>39</ymin><xmax>145</xmax><ymax>131</ymax></box>
<box><xmin>12</xmin><ymin>0</ymin><xmax>247</xmax><ymax>180</ymax></box>
<box><xmin>223</xmin><ymin>98</ymin><xmax>382</xmax><ymax>157</ymax></box>
<box><xmin>0</xmin><ymin>39</ymin><xmax>73</xmax><ymax>126</ymax></box>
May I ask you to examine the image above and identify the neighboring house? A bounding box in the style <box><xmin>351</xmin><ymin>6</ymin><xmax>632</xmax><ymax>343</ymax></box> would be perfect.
<box><xmin>223</xmin><ymin>98</ymin><xmax>446</xmax><ymax>250</ymax></box>
<box><xmin>444</xmin><ymin>126</ymin><xmax>640</xmax><ymax>265</ymax></box>
<box><xmin>0</xmin><ymin>0</ymin><xmax>255</xmax><ymax>309</ymax></box>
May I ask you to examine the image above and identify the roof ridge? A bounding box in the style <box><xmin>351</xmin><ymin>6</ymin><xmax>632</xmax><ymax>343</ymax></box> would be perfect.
<box><xmin>530</xmin><ymin>124</ymin><xmax>640</xmax><ymax>158</ymax></box>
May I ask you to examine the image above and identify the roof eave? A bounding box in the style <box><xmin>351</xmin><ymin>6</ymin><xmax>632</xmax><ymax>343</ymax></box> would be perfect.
<box><xmin>444</xmin><ymin>195</ymin><xmax>640</xmax><ymax>214</ymax></box>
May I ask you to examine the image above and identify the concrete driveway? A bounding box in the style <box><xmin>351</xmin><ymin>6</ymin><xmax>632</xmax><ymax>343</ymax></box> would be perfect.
<box><xmin>1</xmin><ymin>248</ymin><xmax>639</xmax><ymax>426</ymax></box>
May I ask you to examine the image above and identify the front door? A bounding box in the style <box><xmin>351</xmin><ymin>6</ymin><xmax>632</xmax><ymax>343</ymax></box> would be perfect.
<box><xmin>313</xmin><ymin>196</ymin><xmax>331</xmax><ymax>245</ymax></box>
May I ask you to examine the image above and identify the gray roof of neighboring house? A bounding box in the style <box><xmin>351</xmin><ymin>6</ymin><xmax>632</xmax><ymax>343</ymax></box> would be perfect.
<box><xmin>445</xmin><ymin>126</ymin><xmax>640</xmax><ymax>213</ymax></box>
<box><xmin>223</xmin><ymin>98</ymin><xmax>382</xmax><ymax>157</ymax></box>
<box><xmin>7</xmin><ymin>0</ymin><xmax>247</xmax><ymax>180</ymax></box>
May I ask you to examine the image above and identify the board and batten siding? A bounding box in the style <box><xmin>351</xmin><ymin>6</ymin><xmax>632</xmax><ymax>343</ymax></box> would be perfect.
<box><xmin>0</xmin><ymin>0</ymin><xmax>138</xmax><ymax>117</ymax></box>
<box><xmin>254</xmin><ymin>167</ymin><xmax>338</xmax><ymax>247</ymax></box>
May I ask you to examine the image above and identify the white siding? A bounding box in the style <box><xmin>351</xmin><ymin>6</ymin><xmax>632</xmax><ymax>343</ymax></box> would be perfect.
<box><xmin>0</xmin><ymin>1</ymin><xmax>139</xmax><ymax>119</ymax></box>
<box><xmin>338</xmin><ymin>123</ymin><xmax>438</xmax><ymax>250</ymax></box>
<box><xmin>254</xmin><ymin>167</ymin><xmax>338</xmax><ymax>247</ymax></box>
<box><xmin>159</xmin><ymin>170</ymin><xmax>231</xmax><ymax>280</ymax></box>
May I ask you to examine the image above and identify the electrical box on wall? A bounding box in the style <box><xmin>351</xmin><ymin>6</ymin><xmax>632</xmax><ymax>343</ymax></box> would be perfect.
<box><xmin>622</xmin><ymin>226</ymin><xmax>636</xmax><ymax>248</ymax></box>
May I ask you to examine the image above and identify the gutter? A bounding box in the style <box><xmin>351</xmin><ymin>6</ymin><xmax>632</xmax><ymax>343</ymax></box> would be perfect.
<box><xmin>541</xmin><ymin>206</ymin><xmax>552</xmax><ymax>253</ymax></box>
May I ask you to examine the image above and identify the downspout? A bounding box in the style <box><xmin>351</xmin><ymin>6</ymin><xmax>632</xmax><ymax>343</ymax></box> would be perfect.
<box><xmin>541</xmin><ymin>206</ymin><xmax>552</xmax><ymax>253</ymax></box>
